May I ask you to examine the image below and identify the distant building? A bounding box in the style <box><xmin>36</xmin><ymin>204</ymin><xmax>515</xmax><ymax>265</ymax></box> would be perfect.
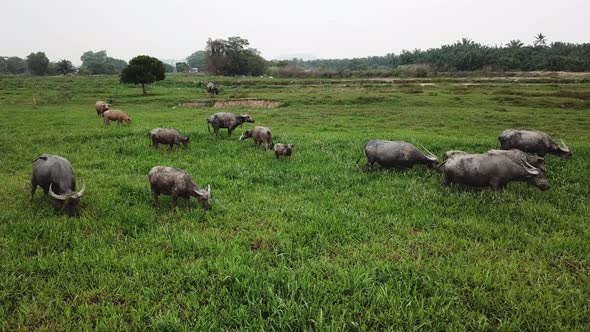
<box><xmin>189</xmin><ymin>68</ymin><xmax>199</xmax><ymax>73</ymax></box>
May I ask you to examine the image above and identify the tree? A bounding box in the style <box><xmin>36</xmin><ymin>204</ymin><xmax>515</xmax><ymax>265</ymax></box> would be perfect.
<box><xmin>175</xmin><ymin>62</ymin><xmax>189</xmax><ymax>72</ymax></box>
<box><xmin>56</xmin><ymin>59</ymin><xmax>76</xmax><ymax>75</ymax></box>
<box><xmin>0</xmin><ymin>57</ymin><xmax>7</xmax><ymax>74</ymax></box>
<box><xmin>6</xmin><ymin>57</ymin><xmax>26</xmax><ymax>74</ymax></box>
<box><xmin>27</xmin><ymin>52</ymin><xmax>50</xmax><ymax>75</ymax></box>
<box><xmin>506</xmin><ymin>40</ymin><xmax>524</xmax><ymax>49</ymax></box>
<box><xmin>163</xmin><ymin>63</ymin><xmax>175</xmax><ymax>73</ymax></box>
<box><xmin>120</xmin><ymin>55</ymin><xmax>165</xmax><ymax>95</ymax></box>
<box><xmin>205</xmin><ymin>36</ymin><xmax>268</xmax><ymax>76</ymax></box>
<box><xmin>534</xmin><ymin>33</ymin><xmax>547</xmax><ymax>48</ymax></box>
<box><xmin>79</xmin><ymin>50</ymin><xmax>127</xmax><ymax>74</ymax></box>
<box><xmin>186</xmin><ymin>50</ymin><xmax>207</xmax><ymax>70</ymax></box>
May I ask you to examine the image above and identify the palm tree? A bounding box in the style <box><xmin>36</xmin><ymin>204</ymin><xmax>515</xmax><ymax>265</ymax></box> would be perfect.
<box><xmin>506</xmin><ymin>40</ymin><xmax>524</xmax><ymax>49</ymax></box>
<box><xmin>534</xmin><ymin>33</ymin><xmax>547</xmax><ymax>47</ymax></box>
<box><xmin>458</xmin><ymin>38</ymin><xmax>474</xmax><ymax>47</ymax></box>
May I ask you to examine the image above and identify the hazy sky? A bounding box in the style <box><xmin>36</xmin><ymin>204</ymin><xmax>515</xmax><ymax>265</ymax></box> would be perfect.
<box><xmin>1</xmin><ymin>0</ymin><xmax>588</xmax><ymax>64</ymax></box>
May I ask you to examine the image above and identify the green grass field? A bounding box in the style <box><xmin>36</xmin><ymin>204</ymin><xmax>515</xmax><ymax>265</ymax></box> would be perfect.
<box><xmin>0</xmin><ymin>74</ymin><xmax>589</xmax><ymax>330</ymax></box>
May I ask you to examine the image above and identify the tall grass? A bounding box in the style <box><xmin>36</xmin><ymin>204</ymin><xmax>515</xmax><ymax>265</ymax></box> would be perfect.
<box><xmin>0</xmin><ymin>75</ymin><xmax>588</xmax><ymax>330</ymax></box>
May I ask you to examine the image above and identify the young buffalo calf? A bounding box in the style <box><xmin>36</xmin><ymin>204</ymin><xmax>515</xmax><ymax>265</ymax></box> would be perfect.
<box><xmin>103</xmin><ymin>110</ymin><xmax>131</xmax><ymax>125</ymax></box>
<box><xmin>150</xmin><ymin>128</ymin><xmax>189</xmax><ymax>150</ymax></box>
<box><xmin>148</xmin><ymin>166</ymin><xmax>211</xmax><ymax>210</ymax></box>
<box><xmin>240</xmin><ymin>126</ymin><xmax>273</xmax><ymax>149</ymax></box>
<box><xmin>273</xmin><ymin>143</ymin><xmax>294</xmax><ymax>159</ymax></box>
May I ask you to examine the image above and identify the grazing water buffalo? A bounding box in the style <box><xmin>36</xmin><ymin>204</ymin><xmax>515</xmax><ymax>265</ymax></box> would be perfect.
<box><xmin>31</xmin><ymin>154</ymin><xmax>86</xmax><ymax>215</ymax></box>
<box><xmin>207</xmin><ymin>112</ymin><xmax>255</xmax><ymax>137</ymax></box>
<box><xmin>499</xmin><ymin>129</ymin><xmax>571</xmax><ymax>159</ymax></box>
<box><xmin>440</xmin><ymin>154</ymin><xmax>548</xmax><ymax>190</ymax></box>
<box><xmin>150</xmin><ymin>128</ymin><xmax>189</xmax><ymax>149</ymax></box>
<box><xmin>361</xmin><ymin>140</ymin><xmax>438</xmax><ymax>170</ymax></box>
<box><xmin>95</xmin><ymin>101</ymin><xmax>111</xmax><ymax>116</ymax></box>
<box><xmin>487</xmin><ymin>149</ymin><xmax>545</xmax><ymax>172</ymax></box>
<box><xmin>206</xmin><ymin>82</ymin><xmax>219</xmax><ymax>97</ymax></box>
<box><xmin>443</xmin><ymin>149</ymin><xmax>546</xmax><ymax>172</ymax></box>
<box><xmin>103</xmin><ymin>110</ymin><xmax>132</xmax><ymax>125</ymax></box>
<box><xmin>274</xmin><ymin>143</ymin><xmax>294</xmax><ymax>159</ymax></box>
<box><xmin>443</xmin><ymin>150</ymin><xmax>470</xmax><ymax>161</ymax></box>
<box><xmin>148</xmin><ymin>166</ymin><xmax>211</xmax><ymax>210</ymax></box>
<box><xmin>240</xmin><ymin>126</ymin><xmax>273</xmax><ymax>149</ymax></box>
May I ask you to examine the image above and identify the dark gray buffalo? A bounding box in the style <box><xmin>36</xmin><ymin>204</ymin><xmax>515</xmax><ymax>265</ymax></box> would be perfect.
<box><xmin>274</xmin><ymin>143</ymin><xmax>294</xmax><ymax>159</ymax></box>
<box><xmin>240</xmin><ymin>126</ymin><xmax>273</xmax><ymax>149</ymax></box>
<box><xmin>440</xmin><ymin>154</ymin><xmax>548</xmax><ymax>190</ymax></box>
<box><xmin>487</xmin><ymin>149</ymin><xmax>545</xmax><ymax>172</ymax></box>
<box><xmin>206</xmin><ymin>82</ymin><xmax>219</xmax><ymax>97</ymax></box>
<box><xmin>499</xmin><ymin>129</ymin><xmax>571</xmax><ymax>159</ymax></box>
<box><xmin>31</xmin><ymin>154</ymin><xmax>86</xmax><ymax>215</ymax></box>
<box><xmin>360</xmin><ymin>140</ymin><xmax>438</xmax><ymax>170</ymax></box>
<box><xmin>207</xmin><ymin>112</ymin><xmax>255</xmax><ymax>137</ymax></box>
<box><xmin>148</xmin><ymin>166</ymin><xmax>211</xmax><ymax>210</ymax></box>
<box><xmin>443</xmin><ymin>149</ymin><xmax>546</xmax><ymax>172</ymax></box>
<box><xmin>150</xmin><ymin>128</ymin><xmax>189</xmax><ymax>149</ymax></box>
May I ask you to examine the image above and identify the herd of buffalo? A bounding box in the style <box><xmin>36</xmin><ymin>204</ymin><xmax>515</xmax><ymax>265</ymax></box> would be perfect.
<box><xmin>30</xmin><ymin>85</ymin><xmax>572</xmax><ymax>215</ymax></box>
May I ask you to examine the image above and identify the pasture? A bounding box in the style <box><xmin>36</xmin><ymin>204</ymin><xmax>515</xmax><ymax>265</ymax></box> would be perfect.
<box><xmin>0</xmin><ymin>74</ymin><xmax>589</xmax><ymax>330</ymax></box>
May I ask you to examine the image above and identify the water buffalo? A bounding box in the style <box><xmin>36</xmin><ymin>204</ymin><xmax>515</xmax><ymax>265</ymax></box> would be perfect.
<box><xmin>31</xmin><ymin>154</ymin><xmax>86</xmax><ymax>215</ymax></box>
<box><xmin>443</xmin><ymin>149</ymin><xmax>546</xmax><ymax>172</ymax></box>
<box><xmin>443</xmin><ymin>150</ymin><xmax>470</xmax><ymax>161</ymax></box>
<box><xmin>440</xmin><ymin>154</ymin><xmax>548</xmax><ymax>190</ymax></box>
<box><xmin>498</xmin><ymin>129</ymin><xmax>571</xmax><ymax>159</ymax></box>
<box><xmin>148</xmin><ymin>166</ymin><xmax>211</xmax><ymax>210</ymax></box>
<box><xmin>487</xmin><ymin>149</ymin><xmax>545</xmax><ymax>172</ymax></box>
<box><xmin>206</xmin><ymin>82</ymin><xmax>219</xmax><ymax>97</ymax></box>
<box><xmin>207</xmin><ymin>112</ymin><xmax>255</xmax><ymax>137</ymax></box>
<box><xmin>95</xmin><ymin>101</ymin><xmax>111</xmax><ymax>116</ymax></box>
<box><xmin>240</xmin><ymin>126</ymin><xmax>273</xmax><ymax>149</ymax></box>
<box><xmin>103</xmin><ymin>110</ymin><xmax>132</xmax><ymax>125</ymax></box>
<box><xmin>274</xmin><ymin>143</ymin><xmax>294</xmax><ymax>159</ymax></box>
<box><xmin>150</xmin><ymin>128</ymin><xmax>189</xmax><ymax>149</ymax></box>
<box><xmin>360</xmin><ymin>140</ymin><xmax>438</xmax><ymax>170</ymax></box>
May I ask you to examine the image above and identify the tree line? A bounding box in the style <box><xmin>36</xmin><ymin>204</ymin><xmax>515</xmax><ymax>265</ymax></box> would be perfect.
<box><xmin>271</xmin><ymin>35</ymin><xmax>590</xmax><ymax>74</ymax></box>
<box><xmin>0</xmin><ymin>50</ymin><xmax>128</xmax><ymax>76</ymax></box>
<box><xmin>2</xmin><ymin>34</ymin><xmax>589</xmax><ymax>77</ymax></box>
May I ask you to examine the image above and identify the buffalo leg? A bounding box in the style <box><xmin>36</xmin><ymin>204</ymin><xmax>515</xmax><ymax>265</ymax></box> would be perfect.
<box><xmin>490</xmin><ymin>179</ymin><xmax>505</xmax><ymax>190</ymax></box>
<box><xmin>172</xmin><ymin>195</ymin><xmax>178</xmax><ymax>208</ymax></box>
<box><xmin>227</xmin><ymin>128</ymin><xmax>233</xmax><ymax>137</ymax></box>
<box><xmin>30</xmin><ymin>179</ymin><xmax>37</xmax><ymax>201</ymax></box>
<box><xmin>184</xmin><ymin>197</ymin><xmax>191</xmax><ymax>209</ymax></box>
<box><xmin>151</xmin><ymin>191</ymin><xmax>159</xmax><ymax>208</ymax></box>
<box><xmin>169</xmin><ymin>144</ymin><xmax>174</xmax><ymax>150</ymax></box>
<box><xmin>213</xmin><ymin>127</ymin><xmax>219</xmax><ymax>136</ymax></box>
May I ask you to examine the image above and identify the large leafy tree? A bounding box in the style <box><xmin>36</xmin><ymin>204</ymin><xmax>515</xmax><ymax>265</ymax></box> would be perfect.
<box><xmin>56</xmin><ymin>59</ymin><xmax>76</xmax><ymax>75</ymax></box>
<box><xmin>120</xmin><ymin>55</ymin><xmax>166</xmax><ymax>95</ymax></box>
<box><xmin>0</xmin><ymin>57</ymin><xmax>7</xmax><ymax>74</ymax></box>
<box><xmin>175</xmin><ymin>62</ymin><xmax>189</xmax><ymax>73</ymax></box>
<box><xmin>79</xmin><ymin>50</ymin><xmax>127</xmax><ymax>74</ymax></box>
<box><xmin>5</xmin><ymin>57</ymin><xmax>27</xmax><ymax>74</ymax></box>
<box><xmin>205</xmin><ymin>36</ymin><xmax>268</xmax><ymax>76</ymax></box>
<box><xmin>186</xmin><ymin>50</ymin><xmax>207</xmax><ymax>70</ymax></box>
<box><xmin>27</xmin><ymin>52</ymin><xmax>50</xmax><ymax>75</ymax></box>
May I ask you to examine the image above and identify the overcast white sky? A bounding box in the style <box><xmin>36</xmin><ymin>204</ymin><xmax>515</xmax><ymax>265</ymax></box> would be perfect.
<box><xmin>1</xmin><ymin>0</ymin><xmax>588</xmax><ymax>64</ymax></box>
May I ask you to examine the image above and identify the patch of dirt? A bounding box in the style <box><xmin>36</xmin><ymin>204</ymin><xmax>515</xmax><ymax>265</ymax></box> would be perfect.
<box><xmin>179</xmin><ymin>99</ymin><xmax>282</xmax><ymax>108</ymax></box>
